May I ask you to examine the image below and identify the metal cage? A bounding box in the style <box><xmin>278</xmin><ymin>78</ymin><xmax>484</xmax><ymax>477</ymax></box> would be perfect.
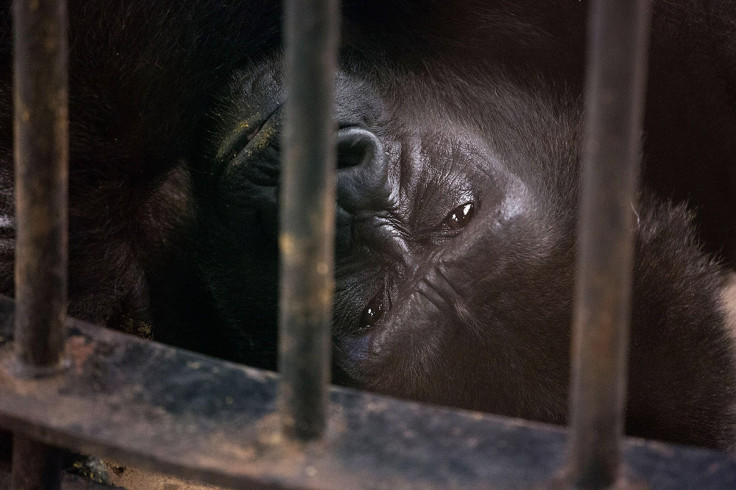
<box><xmin>1</xmin><ymin>0</ymin><xmax>735</xmax><ymax>488</ymax></box>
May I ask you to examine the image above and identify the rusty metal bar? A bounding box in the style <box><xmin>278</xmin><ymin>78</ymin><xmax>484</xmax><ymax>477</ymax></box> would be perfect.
<box><xmin>567</xmin><ymin>0</ymin><xmax>652</xmax><ymax>487</ymax></box>
<box><xmin>11</xmin><ymin>0</ymin><xmax>69</xmax><ymax>487</ymax></box>
<box><xmin>11</xmin><ymin>437</ymin><xmax>62</xmax><ymax>490</ymax></box>
<box><xmin>0</xmin><ymin>297</ymin><xmax>734</xmax><ymax>489</ymax></box>
<box><xmin>13</xmin><ymin>0</ymin><xmax>69</xmax><ymax>377</ymax></box>
<box><xmin>279</xmin><ymin>0</ymin><xmax>340</xmax><ymax>440</ymax></box>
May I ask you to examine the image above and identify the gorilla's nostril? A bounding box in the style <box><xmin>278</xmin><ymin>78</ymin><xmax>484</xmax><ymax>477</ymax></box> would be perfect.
<box><xmin>336</xmin><ymin>127</ymin><xmax>389</xmax><ymax>212</ymax></box>
<box><xmin>337</xmin><ymin>127</ymin><xmax>382</xmax><ymax>169</ymax></box>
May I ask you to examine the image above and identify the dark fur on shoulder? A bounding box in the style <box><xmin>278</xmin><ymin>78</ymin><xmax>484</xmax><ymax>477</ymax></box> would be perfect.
<box><xmin>629</xmin><ymin>198</ymin><xmax>736</xmax><ymax>449</ymax></box>
<box><xmin>0</xmin><ymin>1</ymin><xmax>282</xmax><ymax>326</ymax></box>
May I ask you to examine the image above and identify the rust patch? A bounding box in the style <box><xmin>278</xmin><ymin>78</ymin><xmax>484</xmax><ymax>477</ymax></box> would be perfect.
<box><xmin>65</xmin><ymin>335</ymin><xmax>96</xmax><ymax>375</ymax></box>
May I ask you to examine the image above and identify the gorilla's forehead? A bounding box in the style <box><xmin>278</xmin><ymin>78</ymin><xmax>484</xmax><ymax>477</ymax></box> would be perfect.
<box><xmin>372</xmin><ymin>68</ymin><xmax>582</xmax><ymax>182</ymax></box>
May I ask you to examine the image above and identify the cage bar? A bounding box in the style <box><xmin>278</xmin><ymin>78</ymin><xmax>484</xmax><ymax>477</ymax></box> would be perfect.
<box><xmin>567</xmin><ymin>0</ymin><xmax>652</xmax><ymax>487</ymax></box>
<box><xmin>279</xmin><ymin>0</ymin><xmax>340</xmax><ymax>440</ymax></box>
<box><xmin>1</xmin><ymin>296</ymin><xmax>735</xmax><ymax>489</ymax></box>
<box><xmin>13</xmin><ymin>0</ymin><xmax>69</xmax><ymax>377</ymax></box>
<box><xmin>3</xmin><ymin>1</ymin><xmax>732</xmax><ymax>488</ymax></box>
<box><xmin>11</xmin><ymin>0</ymin><xmax>70</xmax><ymax>487</ymax></box>
<box><xmin>11</xmin><ymin>437</ymin><xmax>62</xmax><ymax>490</ymax></box>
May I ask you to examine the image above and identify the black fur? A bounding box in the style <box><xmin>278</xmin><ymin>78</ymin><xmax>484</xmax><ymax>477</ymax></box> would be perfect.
<box><xmin>0</xmin><ymin>0</ymin><xmax>735</xmax><ymax>451</ymax></box>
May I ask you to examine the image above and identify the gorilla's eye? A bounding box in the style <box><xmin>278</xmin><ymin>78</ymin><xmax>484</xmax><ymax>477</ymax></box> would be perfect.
<box><xmin>360</xmin><ymin>293</ymin><xmax>385</xmax><ymax>332</ymax></box>
<box><xmin>245</xmin><ymin>125</ymin><xmax>262</xmax><ymax>142</ymax></box>
<box><xmin>445</xmin><ymin>202</ymin><xmax>475</xmax><ymax>230</ymax></box>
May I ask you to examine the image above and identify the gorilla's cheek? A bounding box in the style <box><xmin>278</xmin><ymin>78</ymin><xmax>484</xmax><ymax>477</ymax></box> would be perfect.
<box><xmin>335</xmin><ymin>170</ymin><xmax>543</xmax><ymax>392</ymax></box>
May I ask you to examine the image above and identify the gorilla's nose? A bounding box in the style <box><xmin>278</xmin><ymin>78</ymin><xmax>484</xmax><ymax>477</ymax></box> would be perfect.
<box><xmin>337</xmin><ymin>127</ymin><xmax>389</xmax><ymax>212</ymax></box>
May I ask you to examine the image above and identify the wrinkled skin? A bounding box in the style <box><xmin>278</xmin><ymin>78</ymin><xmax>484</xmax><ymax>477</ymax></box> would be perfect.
<box><xmin>0</xmin><ymin>0</ymin><xmax>735</xmax><ymax>452</ymax></box>
<box><xmin>197</xmin><ymin>57</ymin><xmax>736</xmax><ymax>450</ymax></box>
<box><xmin>202</xmin><ymin>62</ymin><xmax>580</xmax><ymax>417</ymax></box>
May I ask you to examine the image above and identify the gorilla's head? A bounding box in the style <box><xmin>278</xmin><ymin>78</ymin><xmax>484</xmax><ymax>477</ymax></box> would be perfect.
<box><xmin>194</xmin><ymin>58</ymin><xmax>583</xmax><ymax>423</ymax></box>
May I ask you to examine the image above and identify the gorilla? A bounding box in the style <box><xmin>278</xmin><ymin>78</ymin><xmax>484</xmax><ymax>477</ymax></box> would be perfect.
<box><xmin>0</xmin><ymin>0</ymin><xmax>735</xmax><ymax>454</ymax></box>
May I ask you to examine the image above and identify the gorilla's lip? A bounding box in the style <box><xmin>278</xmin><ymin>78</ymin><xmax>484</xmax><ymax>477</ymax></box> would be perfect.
<box><xmin>334</xmin><ymin>300</ymin><xmax>414</xmax><ymax>378</ymax></box>
<box><xmin>333</xmin><ymin>309</ymin><xmax>391</xmax><ymax>379</ymax></box>
<box><xmin>333</xmin><ymin>329</ymin><xmax>382</xmax><ymax>385</ymax></box>
<box><xmin>336</xmin><ymin>307</ymin><xmax>436</xmax><ymax>385</ymax></box>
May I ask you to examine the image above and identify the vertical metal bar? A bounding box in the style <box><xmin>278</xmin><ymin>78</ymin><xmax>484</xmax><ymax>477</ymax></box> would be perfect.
<box><xmin>11</xmin><ymin>437</ymin><xmax>63</xmax><ymax>490</ymax></box>
<box><xmin>279</xmin><ymin>0</ymin><xmax>339</xmax><ymax>440</ymax></box>
<box><xmin>13</xmin><ymin>0</ymin><xmax>69</xmax><ymax>375</ymax></box>
<box><xmin>566</xmin><ymin>0</ymin><xmax>651</xmax><ymax>488</ymax></box>
<box><xmin>11</xmin><ymin>0</ymin><xmax>69</xmax><ymax>487</ymax></box>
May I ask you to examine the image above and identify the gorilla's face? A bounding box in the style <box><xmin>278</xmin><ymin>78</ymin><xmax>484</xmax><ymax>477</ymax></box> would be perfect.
<box><xmin>200</xmin><ymin>59</ymin><xmax>582</xmax><ymax>423</ymax></box>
